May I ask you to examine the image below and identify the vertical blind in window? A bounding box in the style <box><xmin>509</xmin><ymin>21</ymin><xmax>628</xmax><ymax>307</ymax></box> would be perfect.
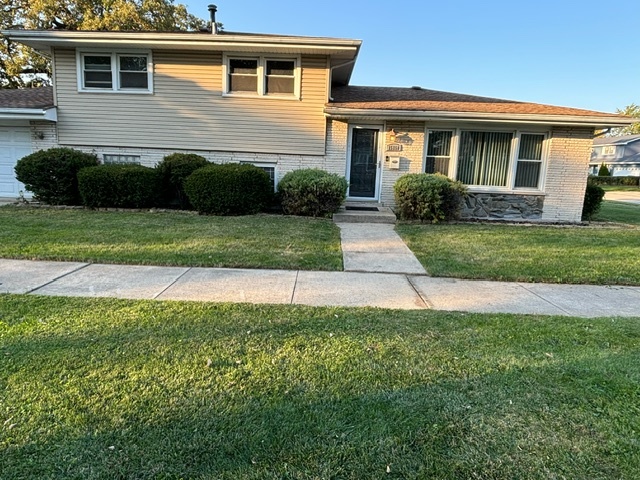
<box><xmin>457</xmin><ymin>131</ymin><xmax>512</xmax><ymax>186</ymax></box>
<box><xmin>425</xmin><ymin>130</ymin><xmax>453</xmax><ymax>176</ymax></box>
<box><xmin>514</xmin><ymin>134</ymin><xmax>544</xmax><ymax>188</ymax></box>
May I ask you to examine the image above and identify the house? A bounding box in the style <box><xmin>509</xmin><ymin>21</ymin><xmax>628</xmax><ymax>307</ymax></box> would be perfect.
<box><xmin>0</xmin><ymin>16</ymin><xmax>632</xmax><ymax>222</ymax></box>
<box><xmin>590</xmin><ymin>134</ymin><xmax>640</xmax><ymax>177</ymax></box>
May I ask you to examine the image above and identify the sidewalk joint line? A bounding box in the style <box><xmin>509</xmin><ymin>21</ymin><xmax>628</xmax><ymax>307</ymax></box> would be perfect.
<box><xmin>27</xmin><ymin>262</ymin><xmax>92</xmax><ymax>294</ymax></box>
<box><xmin>153</xmin><ymin>267</ymin><xmax>192</xmax><ymax>299</ymax></box>
<box><xmin>517</xmin><ymin>283</ymin><xmax>572</xmax><ymax>315</ymax></box>
<box><xmin>406</xmin><ymin>275</ymin><xmax>432</xmax><ymax>309</ymax></box>
<box><xmin>289</xmin><ymin>270</ymin><xmax>300</xmax><ymax>304</ymax></box>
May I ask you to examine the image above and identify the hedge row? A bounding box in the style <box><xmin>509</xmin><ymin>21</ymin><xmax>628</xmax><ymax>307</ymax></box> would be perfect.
<box><xmin>15</xmin><ymin>148</ymin><xmax>346</xmax><ymax>216</ymax></box>
<box><xmin>588</xmin><ymin>175</ymin><xmax>640</xmax><ymax>186</ymax></box>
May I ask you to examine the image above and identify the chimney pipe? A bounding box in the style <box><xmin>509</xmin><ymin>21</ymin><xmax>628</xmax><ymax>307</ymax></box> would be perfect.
<box><xmin>208</xmin><ymin>5</ymin><xmax>218</xmax><ymax>34</ymax></box>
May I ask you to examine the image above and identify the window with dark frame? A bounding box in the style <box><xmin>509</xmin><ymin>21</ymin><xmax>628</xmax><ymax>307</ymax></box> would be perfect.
<box><xmin>228</xmin><ymin>59</ymin><xmax>258</xmax><ymax>93</ymax></box>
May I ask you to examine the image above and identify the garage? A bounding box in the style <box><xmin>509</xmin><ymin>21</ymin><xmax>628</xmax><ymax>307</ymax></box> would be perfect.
<box><xmin>0</xmin><ymin>87</ymin><xmax>57</xmax><ymax>199</ymax></box>
<box><xmin>0</xmin><ymin>124</ymin><xmax>32</xmax><ymax>198</ymax></box>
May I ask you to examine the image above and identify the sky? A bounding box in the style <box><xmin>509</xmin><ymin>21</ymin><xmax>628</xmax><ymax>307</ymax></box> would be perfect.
<box><xmin>185</xmin><ymin>0</ymin><xmax>639</xmax><ymax>114</ymax></box>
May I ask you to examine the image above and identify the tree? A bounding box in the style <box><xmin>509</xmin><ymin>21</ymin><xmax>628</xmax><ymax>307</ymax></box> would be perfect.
<box><xmin>598</xmin><ymin>162</ymin><xmax>611</xmax><ymax>177</ymax></box>
<box><xmin>610</xmin><ymin>103</ymin><xmax>640</xmax><ymax>136</ymax></box>
<box><xmin>1</xmin><ymin>0</ymin><xmax>205</xmax><ymax>88</ymax></box>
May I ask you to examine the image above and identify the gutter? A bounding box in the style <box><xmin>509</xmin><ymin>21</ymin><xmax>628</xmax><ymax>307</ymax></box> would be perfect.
<box><xmin>1</xmin><ymin>30</ymin><xmax>362</xmax><ymax>54</ymax></box>
<box><xmin>324</xmin><ymin>107</ymin><xmax>634</xmax><ymax>128</ymax></box>
<box><xmin>0</xmin><ymin>107</ymin><xmax>57</xmax><ymax>121</ymax></box>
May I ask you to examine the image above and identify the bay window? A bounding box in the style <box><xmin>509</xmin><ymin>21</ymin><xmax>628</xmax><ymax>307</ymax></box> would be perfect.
<box><xmin>424</xmin><ymin>128</ymin><xmax>547</xmax><ymax>190</ymax></box>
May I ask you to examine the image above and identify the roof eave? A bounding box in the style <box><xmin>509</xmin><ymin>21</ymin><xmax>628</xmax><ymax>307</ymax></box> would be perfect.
<box><xmin>1</xmin><ymin>30</ymin><xmax>362</xmax><ymax>58</ymax></box>
<box><xmin>324</xmin><ymin>107</ymin><xmax>633</xmax><ymax>128</ymax></box>
<box><xmin>0</xmin><ymin>107</ymin><xmax>57</xmax><ymax>121</ymax></box>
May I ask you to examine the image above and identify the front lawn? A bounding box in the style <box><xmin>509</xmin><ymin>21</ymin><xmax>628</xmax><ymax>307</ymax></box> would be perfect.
<box><xmin>0</xmin><ymin>207</ymin><xmax>342</xmax><ymax>270</ymax></box>
<box><xmin>594</xmin><ymin>200</ymin><xmax>640</xmax><ymax>225</ymax></box>
<box><xmin>1</xmin><ymin>295</ymin><xmax>639</xmax><ymax>479</ymax></box>
<box><xmin>396</xmin><ymin>222</ymin><xmax>640</xmax><ymax>285</ymax></box>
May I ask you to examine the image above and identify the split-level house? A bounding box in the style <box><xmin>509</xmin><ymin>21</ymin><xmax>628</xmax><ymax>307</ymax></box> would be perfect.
<box><xmin>590</xmin><ymin>134</ymin><xmax>640</xmax><ymax>177</ymax></box>
<box><xmin>0</xmin><ymin>22</ymin><xmax>632</xmax><ymax>222</ymax></box>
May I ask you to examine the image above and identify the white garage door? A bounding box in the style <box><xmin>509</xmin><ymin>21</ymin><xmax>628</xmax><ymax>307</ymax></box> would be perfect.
<box><xmin>0</xmin><ymin>126</ymin><xmax>32</xmax><ymax>198</ymax></box>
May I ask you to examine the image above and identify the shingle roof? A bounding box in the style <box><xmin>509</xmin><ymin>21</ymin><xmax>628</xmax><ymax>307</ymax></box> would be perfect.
<box><xmin>0</xmin><ymin>87</ymin><xmax>54</xmax><ymax>109</ymax></box>
<box><xmin>329</xmin><ymin>85</ymin><xmax>622</xmax><ymax>118</ymax></box>
<box><xmin>593</xmin><ymin>134</ymin><xmax>640</xmax><ymax>146</ymax></box>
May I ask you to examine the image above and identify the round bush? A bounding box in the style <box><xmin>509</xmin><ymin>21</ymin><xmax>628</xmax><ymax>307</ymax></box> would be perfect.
<box><xmin>582</xmin><ymin>182</ymin><xmax>605</xmax><ymax>221</ymax></box>
<box><xmin>78</xmin><ymin>164</ymin><xmax>160</xmax><ymax>208</ymax></box>
<box><xmin>394</xmin><ymin>173</ymin><xmax>467</xmax><ymax>223</ymax></box>
<box><xmin>14</xmin><ymin>147</ymin><xmax>98</xmax><ymax>205</ymax></box>
<box><xmin>156</xmin><ymin>153</ymin><xmax>209</xmax><ymax>209</ymax></box>
<box><xmin>277</xmin><ymin>169</ymin><xmax>347</xmax><ymax>217</ymax></box>
<box><xmin>184</xmin><ymin>163</ymin><xmax>273</xmax><ymax>215</ymax></box>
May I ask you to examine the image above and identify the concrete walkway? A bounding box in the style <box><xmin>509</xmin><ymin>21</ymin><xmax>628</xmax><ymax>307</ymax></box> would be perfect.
<box><xmin>605</xmin><ymin>191</ymin><xmax>640</xmax><ymax>205</ymax></box>
<box><xmin>1</xmin><ymin>258</ymin><xmax>639</xmax><ymax>317</ymax></box>
<box><xmin>337</xmin><ymin>223</ymin><xmax>426</xmax><ymax>274</ymax></box>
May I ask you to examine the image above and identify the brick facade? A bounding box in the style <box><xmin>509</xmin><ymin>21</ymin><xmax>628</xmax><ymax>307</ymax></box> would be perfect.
<box><xmin>37</xmin><ymin>119</ymin><xmax>594</xmax><ymax>223</ymax></box>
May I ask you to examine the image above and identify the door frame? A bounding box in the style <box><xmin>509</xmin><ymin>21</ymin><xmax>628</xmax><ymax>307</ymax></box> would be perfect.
<box><xmin>345</xmin><ymin>123</ymin><xmax>384</xmax><ymax>201</ymax></box>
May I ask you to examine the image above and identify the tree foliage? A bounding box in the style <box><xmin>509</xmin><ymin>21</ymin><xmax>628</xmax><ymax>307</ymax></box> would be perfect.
<box><xmin>1</xmin><ymin>0</ymin><xmax>205</xmax><ymax>88</ymax></box>
<box><xmin>610</xmin><ymin>103</ymin><xmax>640</xmax><ymax>136</ymax></box>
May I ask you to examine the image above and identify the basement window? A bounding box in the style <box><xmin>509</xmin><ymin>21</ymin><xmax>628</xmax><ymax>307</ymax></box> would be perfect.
<box><xmin>241</xmin><ymin>162</ymin><xmax>277</xmax><ymax>191</ymax></box>
<box><xmin>103</xmin><ymin>154</ymin><xmax>141</xmax><ymax>164</ymax></box>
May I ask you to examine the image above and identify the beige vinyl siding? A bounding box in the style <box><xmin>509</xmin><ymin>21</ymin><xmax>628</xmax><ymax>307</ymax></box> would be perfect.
<box><xmin>54</xmin><ymin>49</ymin><xmax>328</xmax><ymax>155</ymax></box>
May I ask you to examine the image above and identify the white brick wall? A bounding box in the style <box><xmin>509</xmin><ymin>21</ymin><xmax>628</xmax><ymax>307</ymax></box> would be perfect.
<box><xmin>29</xmin><ymin>121</ymin><xmax>58</xmax><ymax>151</ymax></box>
<box><xmin>380</xmin><ymin>121</ymin><xmax>425</xmax><ymax>206</ymax></box>
<box><xmin>542</xmin><ymin>127</ymin><xmax>594</xmax><ymax>222</ymax></box>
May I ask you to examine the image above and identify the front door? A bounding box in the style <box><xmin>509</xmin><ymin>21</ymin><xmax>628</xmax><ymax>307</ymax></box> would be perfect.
<box><xmin>347</xmin><ymin>126</ymin><xmax>381</xmax><ymax>200</ymax></box>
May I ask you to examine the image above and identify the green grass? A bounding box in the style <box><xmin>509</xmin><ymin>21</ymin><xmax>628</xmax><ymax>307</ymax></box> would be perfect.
<box><xmin>1</xmin><ymin>295</ymin><xmax>638</xmax><ymax>479</ymax></box>
<box><xmin>594</xmin><ymin>201</ymin><xmax>640</xmax><ymax>225</ymax></box>
<box><xmin>0</xmin><ymin>207</ymin><xmax>342</xmax><ymax>270</ymax></box>
<box><xmin>397</xmin><ymin>222</ymin><xmax>640</xmax><ymax>285</ymax></box>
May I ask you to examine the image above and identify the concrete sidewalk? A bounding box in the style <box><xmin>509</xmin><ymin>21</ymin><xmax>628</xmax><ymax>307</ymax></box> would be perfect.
<box><xmin>605</xmin><ymin>191</ymin><xmax>640</xmax><ymax>205</ymax></box>
<box><xmin>1</xmin><ymin>258</ymin><xmax>638</xmax><ymax>317</ymax></box>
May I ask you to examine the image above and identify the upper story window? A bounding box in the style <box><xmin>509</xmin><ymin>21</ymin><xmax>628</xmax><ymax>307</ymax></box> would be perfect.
<box><xmin>224</xmin><ymin>55</ymin><xmax>300</xmax><ymax>98</ymax></box>
<box><xmin>424</xmin><ymin>129</ymin><xmax>548</xmax><ymax>191</ymax></box>
<box><xmin>78</xmin><ymin>51</ymin><xmax>152</xmax><ymax>93</ymax></box>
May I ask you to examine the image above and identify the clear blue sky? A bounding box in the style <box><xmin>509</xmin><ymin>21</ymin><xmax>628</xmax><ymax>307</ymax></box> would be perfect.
<box><xmin>186</xmin><ymin>0</ymin><xmax>639</xmax><ymax>113</ymax></box>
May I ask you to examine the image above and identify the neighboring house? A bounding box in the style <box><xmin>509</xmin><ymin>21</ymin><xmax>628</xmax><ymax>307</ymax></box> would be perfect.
<box><xmin>590</xmin><ymin>134</ymin><xmax>640</xmax><ymax>177</ymax></box>
<box><xmin>0</xmin><ymin>21</ymin><xmax>632</xmax><ymax>222</ymax></box>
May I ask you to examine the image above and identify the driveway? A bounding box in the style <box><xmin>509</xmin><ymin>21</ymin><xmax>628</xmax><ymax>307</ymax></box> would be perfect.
<box><xmin>604</xmin><ymin>191</ymin><xmax>640</xmax><ymax>205</ymax></box>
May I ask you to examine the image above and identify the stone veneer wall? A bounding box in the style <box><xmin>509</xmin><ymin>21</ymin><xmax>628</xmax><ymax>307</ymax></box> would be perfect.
<box><xmin>461</xmin><ymin>193</ymin><xmax>544</xmax><ymax>220</ymax></box>
<box><xmin>541</xmin><ymin>127</ymin><xmax>594</xmax><ymax>222</ymax></box>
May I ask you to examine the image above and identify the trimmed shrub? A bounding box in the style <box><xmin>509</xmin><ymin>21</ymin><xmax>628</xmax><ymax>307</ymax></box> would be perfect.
<box><xmin>14</xmin><ymin>147</ymin><xmax>98</xmax><ymax>205</ymax></box>
<box><xmin>184</xmin><ymin>163</ymin><xmax>272</xmax><ymax>215</ymax></box>
<box><xmin>277</xmin><ymin>169</ymin><xmax>347</xmax><ymax>217</ymax></box>
<box><xmin>598</xmin><ymin>163</ymin><xmax>611</xmax><ymax>176</ymax></box>
<box><xmin>156</xmin><ymin>153</ymin><xmax>209</xmax><ymax>209</ymax></box>
<box><xmin>394</xmin><ymin>173</ymin><xmax>467</xmax><ymax>223</ymax></box>
<box><xmin>588</xmin><ymin>175</ymin><xmax>640</xmax><ymax>186</ymax></box>
<box><xmin>78</xmin><ymin>164</ymin><xmax>160</xmax><ymax>208</ymax></box>
<box><xmin>582</xmin><ymin>182</ymin><xmax>605</xmax><ymax>220</ymax></box>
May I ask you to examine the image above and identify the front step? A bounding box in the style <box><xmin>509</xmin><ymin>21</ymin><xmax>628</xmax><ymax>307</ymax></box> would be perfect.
<box><xmin>333</xmin><ymin>203</ymin><xmax>397</xmax><ymax>224</ymax></box>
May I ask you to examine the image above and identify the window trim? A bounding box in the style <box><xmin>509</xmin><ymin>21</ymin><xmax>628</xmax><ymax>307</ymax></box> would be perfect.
<box><xmin>77</xmin><ymin>50</ymin><xmax>153</xmax><ymax>94</ymax></box>
<box><xmin>423</xmin><ymin>126</ymin><xmax>549</xmax><ymax>193</ymax></box>
<box><xmin>602</xmin><ymin>145</ymin><xmax>616</xmax><ymax>156</ymax></box>
<box><xmin>240</xmin><ymin>161</ymin><xmax>278</xmax><ymax>191</ymax></box>
<box><xmin>222</xmin><ymin>53</ymin><xmax>301</xmax><ymax>99</ymax></box>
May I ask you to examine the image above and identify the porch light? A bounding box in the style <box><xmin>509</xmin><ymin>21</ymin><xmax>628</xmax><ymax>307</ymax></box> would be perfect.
<box><xmin>388</xmin><ymin>128</ymin><xmax>397</xmax><ymax>143</ymax></box>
